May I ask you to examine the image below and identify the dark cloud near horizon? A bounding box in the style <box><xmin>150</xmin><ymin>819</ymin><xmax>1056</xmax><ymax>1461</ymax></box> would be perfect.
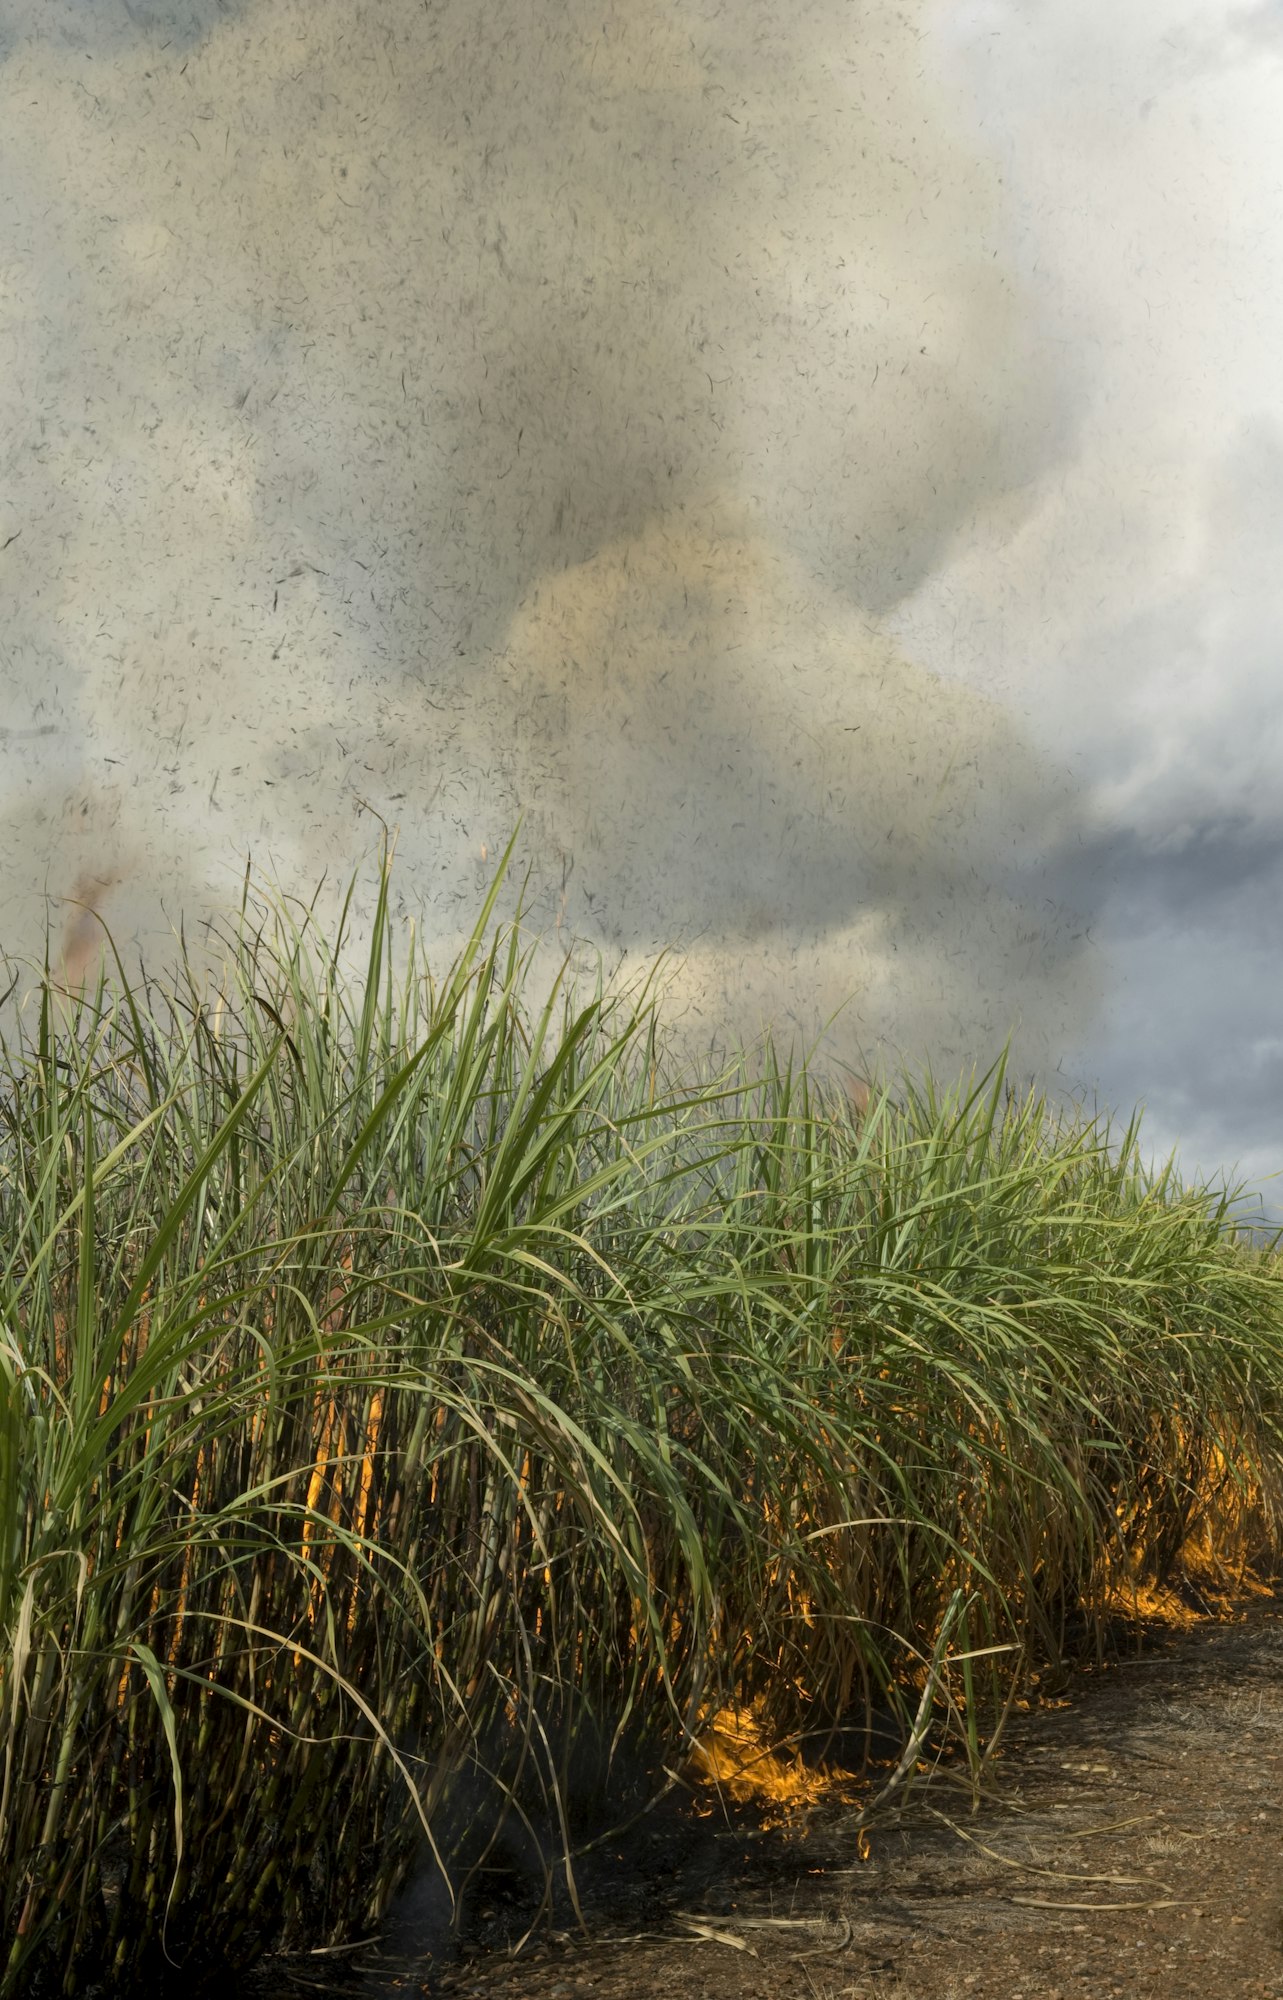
<box><xmin>1065</xmin><ymin>915</ymin><xmax>1283</xmax><ymax>1229</ymax></box>
<box><xmin>1042</xmin><ymin>813</ymin><xmax>1283</xmax><ymax>933</ymax></box>
<box><xmin>1040</xmin><ymin>809</ymin><xmax>1283</xmax><ymax>1208</ymax></box>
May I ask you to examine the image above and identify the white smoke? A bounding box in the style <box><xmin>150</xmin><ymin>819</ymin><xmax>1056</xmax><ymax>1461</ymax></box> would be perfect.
<box><xmin>0</xmin><ymin>0</ymin><xmax>1123</xmax><ymax>1088</ymax></box>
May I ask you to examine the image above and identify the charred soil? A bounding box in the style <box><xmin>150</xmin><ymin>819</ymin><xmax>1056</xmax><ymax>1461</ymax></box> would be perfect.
<box><xmin>255</xmin><ymin>1583</ymin><xmax>1283</xmax><ymax>2000</ymax></box>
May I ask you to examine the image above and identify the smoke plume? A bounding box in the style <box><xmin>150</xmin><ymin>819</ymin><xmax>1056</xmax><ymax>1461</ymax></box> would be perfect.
<box><xmin>0</xmin><ymin>0</ymin><xmax>1098</xmax><ymax>1082</ymax></box>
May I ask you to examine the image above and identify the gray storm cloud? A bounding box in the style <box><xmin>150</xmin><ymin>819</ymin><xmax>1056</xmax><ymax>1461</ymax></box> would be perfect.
<box><xmin>0</xmin><ymin>0</ymin><xmax>1098</xmax><ymax>1081</ymax></box>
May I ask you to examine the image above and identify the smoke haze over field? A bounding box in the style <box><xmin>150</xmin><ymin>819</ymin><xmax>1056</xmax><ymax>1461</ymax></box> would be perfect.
<box><xmin>1</xmin><ymin>0</ymin><xmax>1280</xmax><ymax>1213</ymax></box>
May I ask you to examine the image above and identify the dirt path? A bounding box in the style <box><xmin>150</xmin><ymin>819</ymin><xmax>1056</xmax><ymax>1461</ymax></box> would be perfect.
<box><xmin>410</xmin><ymin>1588</ymin><xmax>1283</xmax><ymax>2000</ymax></box>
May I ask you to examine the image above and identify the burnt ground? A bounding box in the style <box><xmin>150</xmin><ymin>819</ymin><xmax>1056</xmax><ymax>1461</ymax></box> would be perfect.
<box><xmin>259</xmin><ymin>1583</ymin><xmax>1283</xmax><ymax>2000</ymax></box>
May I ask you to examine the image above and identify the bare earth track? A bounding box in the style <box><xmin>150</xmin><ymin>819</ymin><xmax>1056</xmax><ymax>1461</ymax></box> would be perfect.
<box><xmin>254</xmin><ymin>1586</ymin><xmax>1283</xmax><ymax>2000</ymax></box>
<box><xmin>397</xmin><ymin>1587</ymin><xmax>1283</xmax><ymax>2000</ymax></box>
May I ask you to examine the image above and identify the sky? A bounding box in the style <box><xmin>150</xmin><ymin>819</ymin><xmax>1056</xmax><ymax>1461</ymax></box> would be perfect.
<box><xmin>0</xmin><ymin>0</ymin><xmax>1279</xmax><ymax>1222</ymax></box>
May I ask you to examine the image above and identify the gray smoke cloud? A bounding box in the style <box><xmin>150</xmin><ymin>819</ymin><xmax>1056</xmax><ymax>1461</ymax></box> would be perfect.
<box><xmin>0</xmin><ymin>0</ymin><xmax>1100</xmax><ymax>1085</ymax></box>
<box><xmin>1229</xmin><ymin>4</ymin><xmax>1283</xmax><ymax>52</ymax></box>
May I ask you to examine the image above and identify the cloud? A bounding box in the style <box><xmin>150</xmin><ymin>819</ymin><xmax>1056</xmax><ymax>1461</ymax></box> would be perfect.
<box><xmin>1061</xmin><ymin>910</ymin><xmax>1283</xmax><ymax>1230</ymax></box>
<box><xmin>1048</xmin><ymin>814</ymin><xmax>1283</xmax><ymax>937</ymax></box>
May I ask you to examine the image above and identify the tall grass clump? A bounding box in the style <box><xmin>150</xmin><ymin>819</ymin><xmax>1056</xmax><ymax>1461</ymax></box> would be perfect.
<box><xmin>2</xmin><ymin>839</ymin><xmax>1282</xmax><ymax>1994</ymax></box>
